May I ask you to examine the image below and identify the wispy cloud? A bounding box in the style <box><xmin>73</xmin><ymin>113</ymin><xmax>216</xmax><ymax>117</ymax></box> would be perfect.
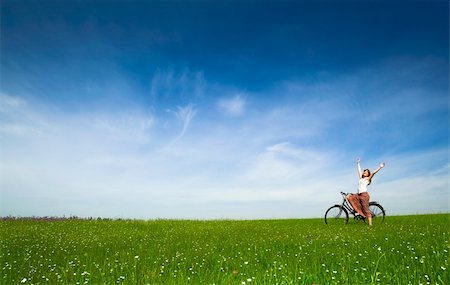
<box><xmin>217</xmin><ymin>95</ymin><xmax>246</xmax><ymax>116</ymax></box>
<box><xmin>0</xmin><ymin>93</ymin><xmax>51</xmax><ymax>136</ymax></box>
<box><xmin>1</xmin><ymin>0</ymin><xmax>447</xmax><ymax>220</ymax></box>
<box><xmin>1</xmin><ymin>55</ymin><xmax>448</xmax><ymax>219</ymax></box>
<box><xmin>266</xmin><ymin>142</ymin><xmax>324</xmax><ymax>162</ymax></box>
<box><xmin>150</xmin><ymin>69</ymin><xmax>206</xmax><ymax>102</ymax></box>
<box><xmin>164</xmin><ymin>104</ymin><xmax>197</xmax><ymax>148</ymax></box>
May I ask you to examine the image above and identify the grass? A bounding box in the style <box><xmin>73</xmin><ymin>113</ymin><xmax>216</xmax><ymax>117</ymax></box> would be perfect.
<box><xmin>1</xmin><ymin>214</ymin><xmax>449</xmax><ymax>284</ymax></box>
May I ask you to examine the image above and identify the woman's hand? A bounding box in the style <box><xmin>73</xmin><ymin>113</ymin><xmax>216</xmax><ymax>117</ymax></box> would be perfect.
<box><xmin>379</xmin><ymin>162</ymin><xmax>385</xmax><ymax>168</ymax></box>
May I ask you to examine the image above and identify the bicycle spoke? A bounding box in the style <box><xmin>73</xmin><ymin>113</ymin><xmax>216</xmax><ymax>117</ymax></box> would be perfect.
<box><xmin>369</xmin><ymin>203</ymin><xmax>385</xmax><ymax>224</ymax></box>
<box><xmin>333</xmin><ymin>208</ymin><xmax>343</xmax><ymax>218</ymax></box>
<box><xmin>326</xmin><ymin>195</ymin><xmax>385</xmax><ymax>225</ymax></box>
<box><xmin>325</xmin><ymin>205</ymin><xmax>348</xmax><ymax>225</ymax></box>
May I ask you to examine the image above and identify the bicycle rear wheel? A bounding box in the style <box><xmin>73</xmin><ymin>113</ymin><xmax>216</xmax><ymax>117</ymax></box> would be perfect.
<box><xmin>369</xmin><ymin>202</ymin><xmax>385</xmax><ymax>223</ymax></box>
<box><xmin>324</xmin><ymin>205</ymin><xmax>349</xmax><ymax>225</ymax></box>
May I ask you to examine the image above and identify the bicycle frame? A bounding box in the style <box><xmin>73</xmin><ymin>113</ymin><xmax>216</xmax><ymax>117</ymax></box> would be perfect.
<box><xmin>325</xmin><ymin>191</ymin><xmax>386</xmax><ymax>224</ymax></box>
<box><xmin>339</xmin><ymin>191</ymin><xmax>359</xmax><ymax>217</ymax></box>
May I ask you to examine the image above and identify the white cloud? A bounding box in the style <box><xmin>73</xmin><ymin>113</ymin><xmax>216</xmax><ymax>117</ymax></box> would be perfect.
<box><xmin>165</xmin><ymin>104</ymin><xmax>197</xmax><ymax>147</ymax></box>
<box><xmin>266</xmin><ymin>142</ymin><xmax>324</xmax><ymax>161</ymax></box>
<box><xmin>150</xmin><ymin>68</ymin><xmax>206</xmax><ymax>100</ymax></box>
<box><xmin>1</xmin><ymin>94</ymin><xmax>342</xmax><ymax>218</ymax></box>
<box><xmin>217</xmin><ymin>95</ymin><xmax>246</xmax><ymax>116</ymax></box>
<box><xmin>0</xmin><ymin>93</ymin><xmax>51</xmax><ymax>136</ymax></box>
<box><xmin>376</xmin><ymin>175</ymin><xmax>448</xmax><ymax>214</ymax></box>
<box><xmin>90</xmin><ymin>111</ymin><xmax>156</xmax><ymax>145</ymax></box>
<box><xmin>1</xmin><ymin>56</ymin><xmax>448</xmax><ymax>219</ymax></box>
<box><xmin>0</xmin><ymin>93</ymin><xmax>25</xmax><ymax>109</ymax></box>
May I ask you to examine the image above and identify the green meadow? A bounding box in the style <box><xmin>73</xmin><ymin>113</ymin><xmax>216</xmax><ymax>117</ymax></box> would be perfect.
<box><xmin>1</xmin><ymin>214</ymin><xmax>449</xmax><ymax>285</ymax></box>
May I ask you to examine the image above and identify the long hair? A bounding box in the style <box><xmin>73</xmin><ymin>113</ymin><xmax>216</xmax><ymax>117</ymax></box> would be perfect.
<box><xmin>362</xmin><ymin>169</ymin><xmax>372</xmax><ymax>185</ymax></box>
<box><xmin>362</xmin><ymin>169</ymin><xmax>371</xmax><ymax>178</ymax></box>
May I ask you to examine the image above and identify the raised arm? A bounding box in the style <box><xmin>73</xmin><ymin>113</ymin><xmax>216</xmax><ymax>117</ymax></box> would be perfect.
<box><xmin>357</xmin><ymin>158</ymin><xmax>362</xmax><ymax>178</ymax></box>
<box><xmin>369</xmin><ymin>162</ymin><xmax>385</xmax><ymax>180</ymax></box>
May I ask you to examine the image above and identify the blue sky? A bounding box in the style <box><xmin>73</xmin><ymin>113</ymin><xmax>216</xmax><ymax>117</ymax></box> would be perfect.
<box><xmin>1</xmin><ymin>0</ymin><xmax>448</xmax><ymax>219</ymax></box>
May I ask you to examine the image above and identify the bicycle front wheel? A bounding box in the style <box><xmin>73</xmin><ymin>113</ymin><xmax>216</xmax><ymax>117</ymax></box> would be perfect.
<box><xmin>324</xmin><ymin>205</ymin><xmax>349</xmax><ymax>225</ymax></box>
<box><xmin>369</xmin><ymin>202</ymin><xmax>385</xmax><ymax>224</ymax></box>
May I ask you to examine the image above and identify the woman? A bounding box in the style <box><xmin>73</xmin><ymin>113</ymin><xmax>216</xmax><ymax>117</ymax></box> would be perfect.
<box><xmin>347</xmin><ymin>158</ymin><xmax>385</xmax><ymax>226</ymax></box>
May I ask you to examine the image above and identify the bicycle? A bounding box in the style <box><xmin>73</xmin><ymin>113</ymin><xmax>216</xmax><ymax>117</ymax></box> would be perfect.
<box><xmin>324</xmin><ymin>192</ymin><xmax>386</xmax><ymax>225</ymax></box>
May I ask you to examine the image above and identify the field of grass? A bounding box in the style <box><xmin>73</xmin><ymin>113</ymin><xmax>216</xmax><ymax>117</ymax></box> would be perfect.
<box><xmin>1</xmin><ymin>214</ymin><xmax>449</xmax><ymax>284</ymax></box>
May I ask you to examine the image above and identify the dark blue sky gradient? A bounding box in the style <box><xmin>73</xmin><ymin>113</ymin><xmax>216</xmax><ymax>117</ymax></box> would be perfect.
<box><xmin>2</xmin><ymin>1</ymin><xmax>448</xmax><ymax>99</ymax></box>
